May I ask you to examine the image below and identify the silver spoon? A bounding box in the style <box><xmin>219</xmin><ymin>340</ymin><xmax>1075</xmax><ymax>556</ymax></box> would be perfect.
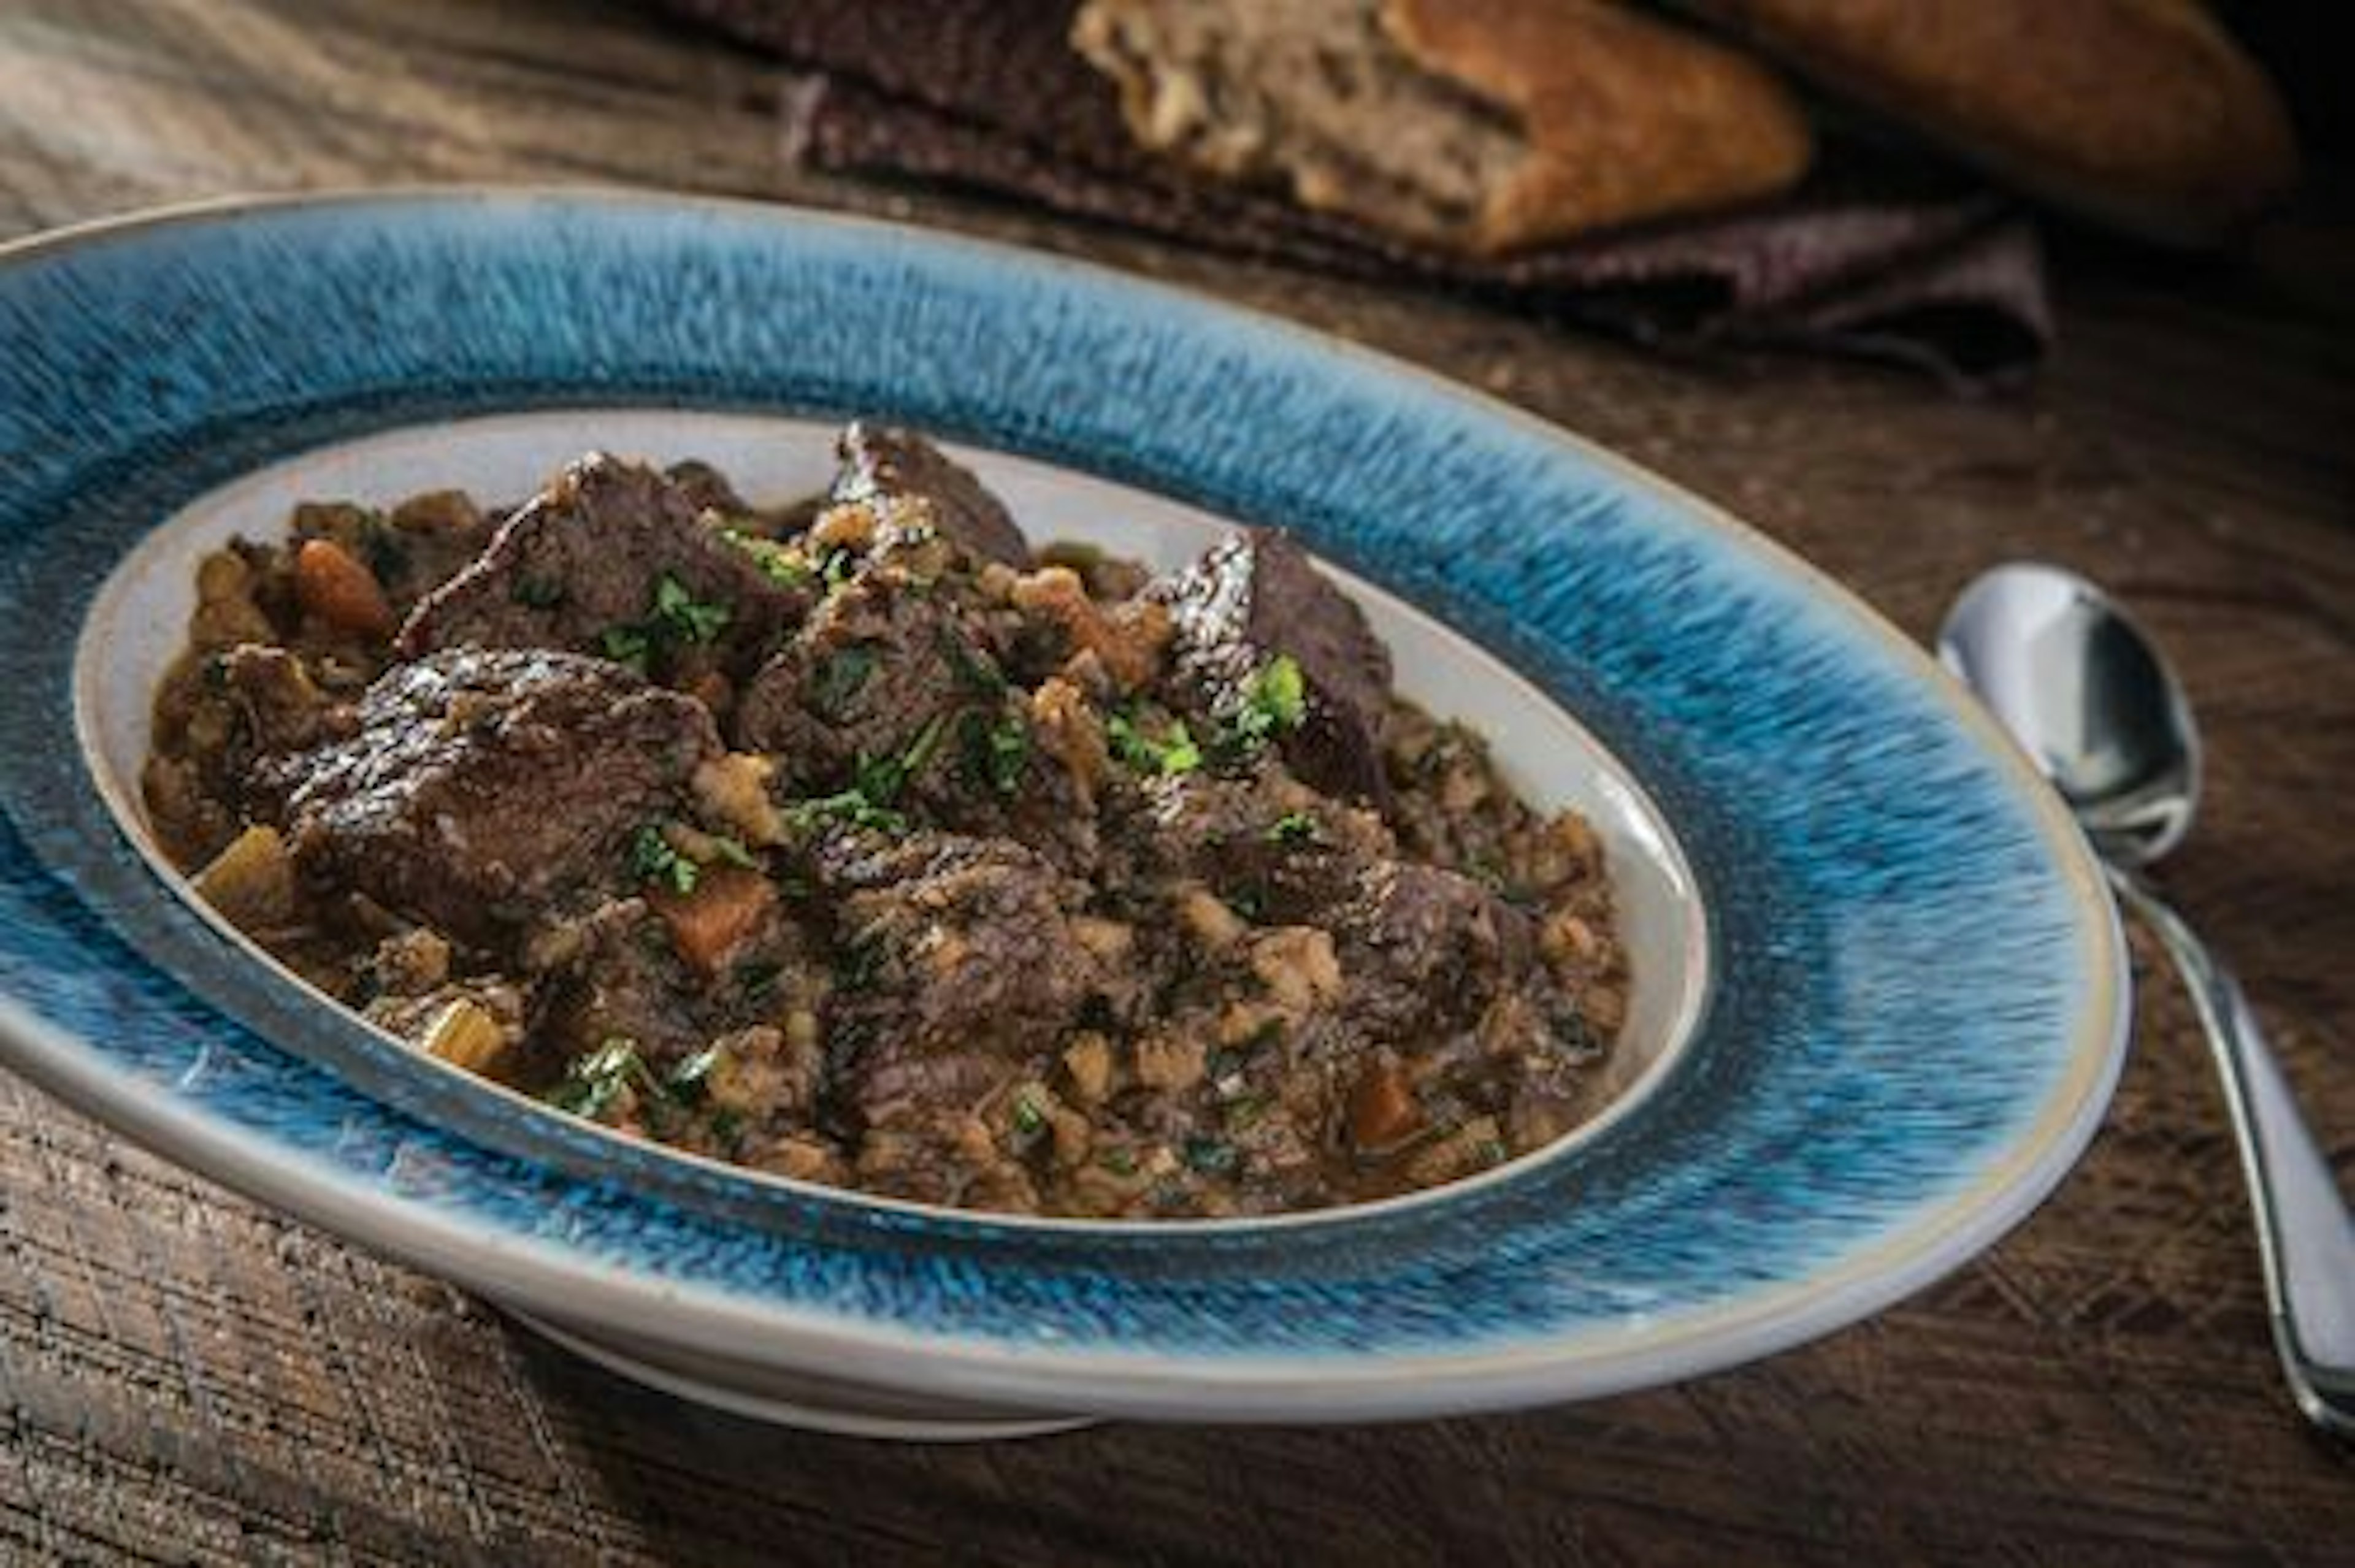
<box><xmin>1940</xmin><ymin>562</ymin><xmax>2354</xmax><ymax>1437</ymax></box>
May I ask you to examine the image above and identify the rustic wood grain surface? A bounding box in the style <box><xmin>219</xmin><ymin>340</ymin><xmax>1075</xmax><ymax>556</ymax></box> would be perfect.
<box><xmin>2</xmin><ymin>2</ymin><xmax>2350</xmax><ymax>1563</ymax></box>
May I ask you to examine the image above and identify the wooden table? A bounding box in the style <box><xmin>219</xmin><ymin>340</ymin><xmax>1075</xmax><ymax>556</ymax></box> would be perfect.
<box><xmin>3</xmin><ymin>3</ymin><xmax>2349</xmax><ymax>1562</ymax></box>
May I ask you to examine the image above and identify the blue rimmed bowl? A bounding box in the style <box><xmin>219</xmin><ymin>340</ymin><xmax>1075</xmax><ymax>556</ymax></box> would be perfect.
<box><xmin>0</xmin><ymin>190</ymin><xmax>2125</xmax><ymax>1439</ymax></box>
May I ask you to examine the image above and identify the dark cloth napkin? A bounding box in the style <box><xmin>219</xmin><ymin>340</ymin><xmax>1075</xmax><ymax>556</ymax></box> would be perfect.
<box><xmin>659</xmin><ymin>0</ymin><xmax>2053</xmax><ymax>384</ymax></box>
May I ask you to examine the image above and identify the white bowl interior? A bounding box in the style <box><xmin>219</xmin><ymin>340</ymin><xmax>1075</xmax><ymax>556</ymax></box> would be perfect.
<box><xmin>74</xmin><ymin>411</ymin><xmax>1707</xmax><ymax>1205</ymax></box>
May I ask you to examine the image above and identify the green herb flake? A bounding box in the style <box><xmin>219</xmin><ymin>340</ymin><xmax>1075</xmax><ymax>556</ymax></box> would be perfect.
<box><xmin>1247</xmin><ymin>655</ymin><xmax>1308</xmax><ymax>730</ymax></box>
<box><xmin>706</xmin><ymin>834</ymin><xmax>760</xmax><ymax>870</ymax></box>
<box><xmin>600</xmin><ymin>624</ymin><xmax>652</xmax><ymax>675</ymax></box>
<box><xmin>1011</xmin><ymin>1093</ymin><xmax>1046</xmax><ymax>1137</ymax></box>
<box><xmin>721</xmin><ymin>527</ymin><xmax>813</xmax><ymax>588</ymax></box>
<box><xmin>899</xmin><ymin>711</ymin><xmax>951</xmax><ymax>782</ymax></box>
<box><xmin>1217</xmin><ymin>653</ymin><xmax>1311</xmax><ymax>759</ymax></box>
<box><xmin>1266</xmin><ymin>810</ymin><xmax>1319</xmax><ymax>845</ymax></box>
<box><xmin>962</xmin><ymin>710</ymin><xmax>1030</xmax><ymax>796</ymax></box>
<box><xmin>1099</xmin><ymin>1147</ymin><xmax>1138</xmax><ymax>1176</ymax></box>
<box><xmin>545</xmin><ymin>1038</ymin><xmax>654</xmax><ymax>1121</ymax></box>
<box><xmin>653</xmin><ymin>573</ymin><xmax>731</xmax><ymax>646</ymax></box>
<box><xmin>629</xmin><ymin>824</ymin><xmax>699</xmax><ymax>895</ymax></box>
<box><xmin>784</xmin><ymin>716</ymin><xmax>949</xmax><ymax>838</ymax></box>
<box><xmin>787</xmin><ymin>790</ymin><xmax>909</xmax><ymax>836</ymax></box>
<box><xmin>1106</xmin><ymin>709</ymin><xmax>1201</xmax><ymax>776</ymax></box>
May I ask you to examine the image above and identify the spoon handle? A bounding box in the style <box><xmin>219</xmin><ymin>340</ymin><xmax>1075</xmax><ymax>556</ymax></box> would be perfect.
<box><xmin>2109</xmin><ymin>869</ymin><xmax>2355</xmax><ymax>1436</ymax></box>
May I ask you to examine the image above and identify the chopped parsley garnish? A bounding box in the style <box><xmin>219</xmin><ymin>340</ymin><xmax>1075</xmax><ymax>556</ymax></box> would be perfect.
<box><xmin>962</xmin><ymin>710</ymin><xmax>1029</xmax><ymax>796</ymax></box>
<box><xmin>1216</xmin><ymin>653</ymin><xmax>1309</xmax><ymax>759</ymax></box>
<box><xmin>788</xmin><ymin>790</ymin><xmax>908</xmax><ymax>836</ymax></box>
<box><xmin>630</xmin><ymin>823</ymin><xmax>756</xmax><ymax>892</ymax></box>
<box><xmin>511</xmin><ymin>575</ymin><xmax>565</xmax><ymax>609</ymax></box>
<box><xmin>545</xmin><ymin>1038</ymin><xmax>658</xmax><ymax>1120</ymax></box>
<box><xmin>811</xmin><ymin>645</ymin><xmax>876</xmax><ymax>717</ymax></box>
<box><xmin>1010</xmin><ymin>1093</ymin><xmax>1046</xmax><ymax>1137</ymax></box>
<box><xmin>784</xmin><ymin>714</ymin><xmax>948</xmax><ymax>836</ymax></box>
<box><xmin>1098</xmin><ymin>1147</ymin><xmax>1137</xmax><ymax>1176</ymax></box>
<box><xmin>706</xmin><ymin>833</ymin><xmax>760</xmax><ymax>870</ymax></box>
<box><xmin>629</xmin><ymin>824</ymin><xmax>699</xmax><ymax>895</ymax></box>
<box><xmin>1266</xmin><ymin>810</ymin><xmax>1319</xmax><ymax>844</ymax></box>
<box><xmin>860</xmin><ymin>713</ymin><xmax>949</xmax><ymax>801</ymax></box>
<box><xmin>600</xmin><ymin>574</ymin><xmax>730</xmax><ymax>676</ymax></box>
<box><xmin>721</xmin><ymin>527</ymin><xmax>812</xmax><ymax>587</ymax></box>
<box><xmin>600</xmin><ymin>624</ymin><xmax>653</xmax><ymax>675</ymax></box>
<box><xmin>653</xmin><ymin>573</ymin><xmax>730</xmax><ymax>646</ymax></box>
<box><xmin>1106</xmin><ymin>709</ymin><xmax>1202</xmax><ymax>776</ymax></box>
<box><xmin>1246</xmin><ymin>655</ymin><xmax>1308</xmax><ymax>730</ymax></box>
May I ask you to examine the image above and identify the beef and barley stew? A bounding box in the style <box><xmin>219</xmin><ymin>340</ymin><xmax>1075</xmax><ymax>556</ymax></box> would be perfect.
<box><xmin>144</xmin><ymin>426</ymin><xmax>1626</xmax><ymax>1218</ymax></box>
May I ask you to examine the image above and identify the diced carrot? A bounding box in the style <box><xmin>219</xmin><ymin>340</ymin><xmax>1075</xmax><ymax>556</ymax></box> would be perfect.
<box><xmin>1347</xmin><ymin>1061</ymin><xmax>1423</xmax><ymax>1152</ymax></box>
<box><xmin>293</xmin><ymin>538</ymin><xmax>396</xmax><ymax>640</ymax></box>
<box><xmin>651</xmin><ymin>865</ymin><xmax>774</xmax><ymax>974</ymax></box>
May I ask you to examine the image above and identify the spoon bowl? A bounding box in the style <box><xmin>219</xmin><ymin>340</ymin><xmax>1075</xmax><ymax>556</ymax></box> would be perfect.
<box><xmin>1939</xmin><ymin>562</ymin><xmax>2199</xmax><ymax>866</ymax></box>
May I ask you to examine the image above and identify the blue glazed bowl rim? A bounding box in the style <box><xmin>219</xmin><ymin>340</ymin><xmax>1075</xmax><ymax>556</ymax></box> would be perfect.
<box><xmin>0</xmin><ymin>189</ymin><xmax>2126</xmax><ymax>1418</ymax></box>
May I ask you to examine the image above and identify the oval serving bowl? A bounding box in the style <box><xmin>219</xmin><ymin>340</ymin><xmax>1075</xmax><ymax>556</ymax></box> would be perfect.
<box><xmin>0</xmin><ymin>191</ymin><xmax>2124</xmax><ymax>1439</ymax></box>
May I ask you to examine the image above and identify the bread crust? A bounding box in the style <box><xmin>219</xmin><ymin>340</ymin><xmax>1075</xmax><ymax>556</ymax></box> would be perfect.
<box><xmin>1385</xmin><ymin>0</ymin><xmax>1815</xmax><ymax>253</ymax></box>
<box><xmin>1684</xmin><ymin>0</ymin><xmax>2298</xmax><ymax>244</ymax></box>
<box><xmin>1074</xmin><ymin>0</ymin><xmax>1813</xmax><ymax>256</ymax></box>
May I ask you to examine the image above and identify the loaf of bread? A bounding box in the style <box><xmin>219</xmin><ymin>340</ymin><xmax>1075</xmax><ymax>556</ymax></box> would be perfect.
<box><xmin>1682</xmin><ymin>0</ymin><xmax>2299</xmax><ymax>245</ymax></box>
<box><xmin>1070</xmin><ymin>0</ymin><xmax>1815</xmax><ymax>256</ymax></box>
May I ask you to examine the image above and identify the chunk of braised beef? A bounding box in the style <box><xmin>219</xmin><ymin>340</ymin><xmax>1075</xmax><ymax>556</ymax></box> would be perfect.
<box><xmin>1328</xmin><ymin>861</ymin><xmax>1535</xmax><ymax>1041</ymax></box>
<box><xmin>526</xmin><ymin>893</ymin><xmax>812</xmax><ymax>1067</ymax></box>
<box><xmin>662</xmin><ymin>459</ymin><xmax>751</xmax><ymax>520</ymax></box>
<box><xmin>396</xmin><ymin>453</ymin><xmax>808</xmax><ymax>678</ymax></box>
<box><xmin>1112</xmin><ymin>765</ymin><xmax>1395</xmax><ymax>920</ymax></box>
<box><xmin>900</xmin><ymin>702</ymin><xmax>1106</xmax><ymax>879</ymax></box>
<box><xmin>831</xmin><ymin>423</ymin><xmax>1030</xmax><ymax>569</ymax></box>
<box><xmin>275</xmin><ymin>649</ymin><xmax>720</xmax><ymax>948</ymax></box>
<box><xmin>1147</xmin><ymin>529</ymin><xmax>1392</xmax><ymax>803</ymax></box>
<box><xmin>817</xmin><ymin>832</ymin><xmax>1103</xmax><ymax>1058</ymax></box>
<box><xmin>732</xmin><ymin>568</ymin><xmax>1006</xmax><ymax>792</ymax></box>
